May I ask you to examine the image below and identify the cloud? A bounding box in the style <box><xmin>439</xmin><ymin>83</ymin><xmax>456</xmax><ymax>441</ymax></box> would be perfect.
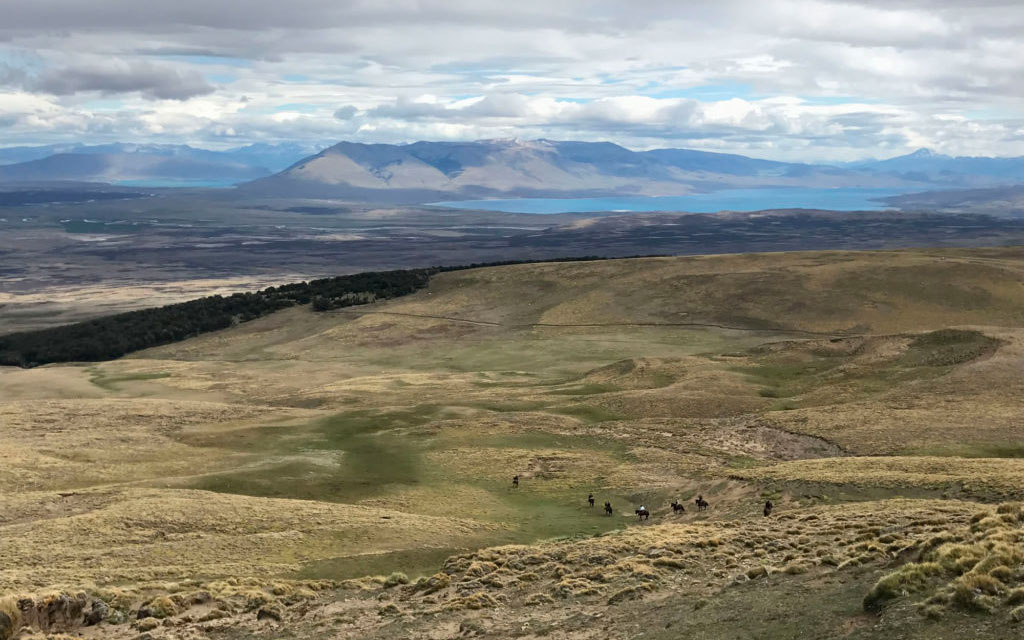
<box><xmin>0</xmin><ymin>0</ymin><xmax>1021</xmax><ymax>159</ymax></box>
<box><xmin>33</xmin><ymin>59</ymin><xmax>214</xmax><ymax>100</ymax></box>
<box><xmin>333</xmin><ymin>105</ymin><xmax>358</xmax><ymax>120</ymax></box>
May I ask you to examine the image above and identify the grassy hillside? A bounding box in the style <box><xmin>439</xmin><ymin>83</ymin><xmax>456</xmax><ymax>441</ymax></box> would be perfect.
<box><xmin>2</xmin><ymin>247</ymin><xmax>1024</xmax><ymax>638</ymax></box>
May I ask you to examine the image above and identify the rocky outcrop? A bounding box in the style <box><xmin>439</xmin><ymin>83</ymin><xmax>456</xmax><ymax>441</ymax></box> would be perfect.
<box><xmin>17</xmin><ymin>593</ymin><xmax>88</xmax><ymax>633</ymax></box>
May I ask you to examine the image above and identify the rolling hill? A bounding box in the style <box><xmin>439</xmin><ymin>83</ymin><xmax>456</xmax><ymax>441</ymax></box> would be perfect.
<box><xmin>2</xmin><ymin>246</ymin><xmax>1024</xmax><ymax>634</ymax></box>
<box><xmin>4</xmin><ymin>249</ymin><xmax>1024</xmax><ymax>639</ymax></box>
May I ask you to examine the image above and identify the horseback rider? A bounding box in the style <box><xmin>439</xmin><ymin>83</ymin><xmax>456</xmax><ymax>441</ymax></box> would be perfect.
<box><xmin>695</xmin><ymin>494</ymin><xmax>708</xmax><ymax>511</ymax></box>
<box><xmin>512</xmin><ymin>475</ymin><xmax>519</xmax><ymax>488</ymax></box>
<box><xmin>588</xmin><ymin>493</ymin><xmax>595</xmax><ymax>507</ymax></box>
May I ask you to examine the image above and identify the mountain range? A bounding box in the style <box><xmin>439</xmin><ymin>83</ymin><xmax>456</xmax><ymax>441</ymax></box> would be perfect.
<box><xmin>241</xmin><ymin>140</ymin><xmax>1024</xmax><ymax>202</ymax></box>
<box><xmin>0</xmin><ymin>139</ymin><xmax>1021</xmax><ymax>199</ymax></box>
<box><xmin>0</xmin><ymin>142</ymin><xmax>320</xmax><ymax>186</ymax></box>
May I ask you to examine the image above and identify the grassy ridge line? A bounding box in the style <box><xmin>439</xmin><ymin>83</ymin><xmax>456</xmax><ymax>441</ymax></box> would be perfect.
<box><xmin>0</xmin><ymin>255</ymin><xmax>657</xmax><ymax>368</ymax></box>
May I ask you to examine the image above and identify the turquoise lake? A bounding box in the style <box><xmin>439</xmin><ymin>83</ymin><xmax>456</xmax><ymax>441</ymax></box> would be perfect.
<box><xmin>431</xmin><ymin>187</ymin><xmax>911</xmax><ymax>214</ymax></box>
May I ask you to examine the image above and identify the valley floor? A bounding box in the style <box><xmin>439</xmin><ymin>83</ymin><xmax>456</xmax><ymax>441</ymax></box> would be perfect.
<box><xmin>3</xmin><ymin>248</ymin><xmax>1024</xmax><ymax>638</ymax></box>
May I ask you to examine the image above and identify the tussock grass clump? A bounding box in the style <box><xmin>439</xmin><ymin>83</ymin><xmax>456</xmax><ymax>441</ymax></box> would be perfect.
<box><xmin>554</xmin><ymin>578</ymin><xmax>602</xmax><ymax>598</ymax></box>
<box><xmin>91</xmin><ymin>586</ymin><xmax>135</xmax><ymax>611</ymax></box>
<box><xmin>383</xmin><ymin>572</ymin><xmax>410</xmax><ymax>588</ymax></box>
<box><xmin>464</xmin><ymin>561</ymin><xmax>499</xmax><ymax>578</ymax></box>
<box><xmin>0</xmin><ymin>596</ymin><xmax>22</xmax><ymax>640</ymax></box>
<box><xmin>783</xmin><ymin>562</ymin><xmax>811</xmax><ymax>575</ymax></box>
<box><xmin>951</xmin><ymin>573</ymin><xmax>1005</xmax><ymax>611</ymax></box>
<box><xmin>1005</xmin><ymin>587</ymin><xmax>1024</xmax><ymax>606</ymax></box>
<box><xmin>146</xmin><ymin>595</ymin><xmax>179</xmax><ymax>618</ymax></box>
<box><xmin>933</xmin><ymin>543</ymin><xmax>985</xmax><ymax>574</ymax></box>
<box><xmin>414</xmin><ymin>573</ymin><xmax>450</xmax><ymax>594</ymax></box>
<box><xmin>862</xmin><ymin>503</ymin><xmax>1024</xmax><ymax>616</ymax></box>
<box><xmin>378</xmin><ymin>603</ymin><xmax>401</xmax><ymax>617</ymax></box>
<box><xmin>653</xmin><ymin>557</ymin><xmax>686</xmax><ymax>569</ymax></box>
<box><xmin>449</xmin><ymin>593</ymin><xmax>499</xmax><ymax>611</ymax></box>
<box><xmin>525</xmin><ymin>592</ymin><xmax>554</xmax><ymax>606</ymax></box>
<box><xmin>996</xmin><ymin>502</ymin><xmax>1023</xmax><ymax>516</ymax></box>
<box><xmin>919</xmin><ymin>603</ymin><xmax>944</xmax><ymax>619</ymax></box>
<box><xmin>607</xmin><ymin>583</ymin><xmax>655</xmax><ymax>605</ymax></box>
<box><xmin>864</xmin><ymin>562</ymin><xmax>943</xmax><ymax>612</ymax></box>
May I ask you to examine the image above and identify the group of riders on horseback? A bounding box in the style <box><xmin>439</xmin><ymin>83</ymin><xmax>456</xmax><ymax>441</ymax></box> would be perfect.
<box><xmin>514</xmin><ymin>476</ymin><xmax>775</xmax><ymax>520</ymax></box>
<box><xmin>627</xmin><ymin>494</ymin><xmax>708</xmax><ymax>520</ymax></box>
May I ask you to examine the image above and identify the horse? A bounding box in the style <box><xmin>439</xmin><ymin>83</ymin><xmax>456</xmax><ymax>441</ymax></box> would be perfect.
<box><xmin>635</xmin><ymin>508</ymin><xmax>650</xmax><ymax>521</ymax></box>
<box><xmin>512</xmin><ymin>475</ymin><xmax>519</xmax><ymax>489</ymax></box>
<box><xmin>604</xmin><ymin>502</ymin><xmax>613</xmax><ymax>516</ymax></box>
<box><xmin>670</xmin><ymin>500</ymin><xmax>685</xmax><ymax>514</ymax></box>
<box><xmin>763</xmin><ymin>500</ymin><xmax>773</xmax><ymax>517</ymax></box>
<box><xmin>695</xmin><ymin>495</ymin><xmax>709</xmax><ymax>512</ymax></box>
<box><xmin>588</xmin><ymin>494</ymin><xmax>595</xmax><ymax>507</ymax></box>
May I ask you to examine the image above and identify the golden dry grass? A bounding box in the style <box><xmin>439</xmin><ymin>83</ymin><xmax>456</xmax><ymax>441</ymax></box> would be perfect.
<box><xmin>4</xmin><ymin>247</ymin><xmax>1024</xmax><ymax>636</ymax></box>
<box><xmin>735</xmin><ymin>456</ymin><xmax>1024</xmax><ymax>498</ymax></box>
<box><xmin>0</xmin><ymin>488</ymin><xmax>499</xmax><ymax>593</ymax></box>
<box><xmin>0</xmin><ymin>397</ymin><xmax>298</xmax><ymax>492</ymax></box>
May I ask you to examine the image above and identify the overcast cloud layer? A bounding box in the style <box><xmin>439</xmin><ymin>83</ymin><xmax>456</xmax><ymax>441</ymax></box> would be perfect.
<box><xmin>1</xmin><ymin>0</ymin><xmax>1022</xmax><ymax>161</ymax></box>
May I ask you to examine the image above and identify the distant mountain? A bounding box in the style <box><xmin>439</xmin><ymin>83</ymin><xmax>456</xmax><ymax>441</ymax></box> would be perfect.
<box><xmin>0</xmin><ymin>144</ymin><xmax>84</xmax><ymax>165</ymax></box>
<box><xmin>242</xmin><ymin>139</ymin><xmax>914</xmax><ymax>202</ymax></box>
<box><xmin>854</xmin><ymin>148</ymin><xmax>1024</xmax><ymax>186</ymax></box>
<box><xmin>4</xmin><ymin>139</ymin><xmax>1020</xmax><ymax>196</ymax></box>
<box><xmin>0</xmin><ymin>143</ymin><xmax>320</xmax><ymax>185</ymax></box>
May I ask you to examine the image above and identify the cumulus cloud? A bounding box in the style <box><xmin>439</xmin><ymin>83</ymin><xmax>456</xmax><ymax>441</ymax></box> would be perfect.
<box><xmin>0</xmin><ymin>0</ymin><xmax>1022</xmax><ymax>159</ymax></box>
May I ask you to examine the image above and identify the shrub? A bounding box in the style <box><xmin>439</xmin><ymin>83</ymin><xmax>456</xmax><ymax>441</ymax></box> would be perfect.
<box><xmin>383</xmin><ymin>572</ymin><xmax>409</xmax><ymax>588</ymax></box>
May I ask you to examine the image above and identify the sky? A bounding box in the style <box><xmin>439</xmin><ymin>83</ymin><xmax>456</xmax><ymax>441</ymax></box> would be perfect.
<box><xmin>1</xmin><ymin>0</ymin><xmax>1023</xmax><ymax>161</ymax></box>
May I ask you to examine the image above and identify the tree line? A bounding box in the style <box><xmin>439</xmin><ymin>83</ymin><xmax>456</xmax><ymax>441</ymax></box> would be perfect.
<box><xmin>0</xmin><ymin>256</ymin><xmax>637</xmax><ymax>368</ymax></box>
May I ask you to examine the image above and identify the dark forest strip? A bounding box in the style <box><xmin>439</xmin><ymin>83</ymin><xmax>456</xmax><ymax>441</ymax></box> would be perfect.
<box><xmin>0</xmin><ymin>256</ymin><xmax>631</xmax><ymax>368</ymax></box>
